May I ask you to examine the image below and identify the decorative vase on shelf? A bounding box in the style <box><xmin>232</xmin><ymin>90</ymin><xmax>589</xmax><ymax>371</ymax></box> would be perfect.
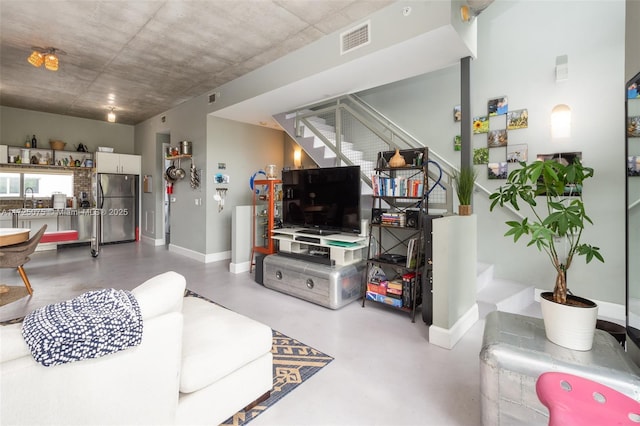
<box><xmin>388</xmin><ymin>148</ymin><xmax>406</xmax><ymax>168</ymax></box>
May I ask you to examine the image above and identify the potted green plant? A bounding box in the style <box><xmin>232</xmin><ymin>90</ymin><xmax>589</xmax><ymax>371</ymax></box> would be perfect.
<box><xmin>453</xmin><ymin>166</ymin><xmax>477</xmax><ymax>215</ymax></box>
<box><xmin>489</xmin><ymin>158</ymin><xmax>604</xmax><ymax>350</ymax></box>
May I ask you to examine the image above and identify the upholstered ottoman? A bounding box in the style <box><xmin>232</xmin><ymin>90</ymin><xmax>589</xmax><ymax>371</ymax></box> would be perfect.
<box><xmin>176</xmin><ymin>296</ymin><xmax>273</xmax><ymax>426</ymax></box>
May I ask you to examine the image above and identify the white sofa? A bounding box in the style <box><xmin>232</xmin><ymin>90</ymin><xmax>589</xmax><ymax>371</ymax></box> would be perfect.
<box><xmin>0</xmin><ymin>271</ymin><xmax>273</xmax><ymax>425</ymax></box>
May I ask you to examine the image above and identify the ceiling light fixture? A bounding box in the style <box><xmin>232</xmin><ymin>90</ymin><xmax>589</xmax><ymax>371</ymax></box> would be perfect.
<box><xmin>460</xmin><ymin>0</ymin><xmax>495</xmax><ymax>22</ymax></box>
<box><xmin>27</xmin><ymin>47</ymin><xmax>64</xmax><ymax>71</ymax></box>
<box><xmin>107</xmin><ymin>108</ymin><xmax>116</xmax><ymax>123</ymax></box>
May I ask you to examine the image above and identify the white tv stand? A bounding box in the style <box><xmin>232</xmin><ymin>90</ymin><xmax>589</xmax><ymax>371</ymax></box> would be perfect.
<box><xmin>271</xmin><ymin>227</ymin><xmax>367</xmax><ymax>266</ymax></box>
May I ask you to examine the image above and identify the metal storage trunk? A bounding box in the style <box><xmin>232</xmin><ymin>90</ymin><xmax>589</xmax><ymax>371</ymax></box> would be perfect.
<box><xmin>263</xmin><ymin>254</ymin><xmax>364</xmax><ymax>309</ymax></box>
<box><xmin>479</xmin><ymin>311</ymin><xmax>640</xmax><ymax>425</ymax></box>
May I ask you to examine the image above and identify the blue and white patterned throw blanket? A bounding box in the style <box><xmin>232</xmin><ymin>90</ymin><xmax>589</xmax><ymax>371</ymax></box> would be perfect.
<box><xmin>21</xmin><ymin>289</ymin><xmax>143</xmax><ymax>367</ymax></box>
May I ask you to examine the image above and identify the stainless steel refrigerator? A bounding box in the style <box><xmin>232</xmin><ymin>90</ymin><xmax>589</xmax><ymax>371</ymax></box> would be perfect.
<box><xmin>97</xmin><ymin>173</ymin><xmax>138</xmax><ymax>243</ymax></box>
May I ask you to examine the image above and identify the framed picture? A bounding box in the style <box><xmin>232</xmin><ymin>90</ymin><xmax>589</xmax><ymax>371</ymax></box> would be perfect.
<box><xmin>488</xmin><ymin>162</ymin><xmax>508</xmax><ymax>179</ymax></box>
<box><xmin>473</xmin><ymin>148</ymin><xmax>489</xmax><ymax>165</ymax></box>
<box><xmin>507</xmin><ymin>144</ymin><xmax>528</xmax><ymax>163</ymax></box>
<box><xmin>507</xmin><ymin>109</ymin><xmax>528</xmax><ymax>130</ymax></box>
<box><xmin>488</xmin><ymin>96</ymin><xmax>508</xmax><ymax>116</ymax></box>
<box><xmin>536</xmin><ymin>151</ymin><xmax>583</xmax><ymax>195</ymax></box>
<box><xmin>537</xmin><ymin>151</ymin><xmax>582</xmax><ymax>165</ymax></box>
<box><xmin>628</xmin><ymin>116</ymin><xmax>640</xmax><ymax>137</ymax></box>
<box><xmin>453</xmin><ymin>105</ymin><xmax>461</xmax><ymax>122</ymax></box>
<box><xmin>454</xmin><ymin>135</ymin><xmax>461</xmax><ymax>151</ymax></box>
<box><xmin>629</xmin><ymin>76</ymin><xmax>640</xmax><ymax>99</ymax></box>
<box><xmin>629</xmin><ymin>156</ymin><xmax>640</xmax><ymax>177</ymax></box>
<box><xmin>473</xmin><ymin>116</ymin><xmax>489</xmax><ymax>134</ymax></box>
<box><xmin>488</xmin><ymin>129</ymin><xmax>508</xmax><ymax>148</ymax></box>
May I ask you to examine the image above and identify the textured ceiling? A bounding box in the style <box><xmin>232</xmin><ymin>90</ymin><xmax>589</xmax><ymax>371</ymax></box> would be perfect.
<box><xmin>0</xmin><ymin>0</ymin><xmax>392</xmax><ymax>125</ymax></box>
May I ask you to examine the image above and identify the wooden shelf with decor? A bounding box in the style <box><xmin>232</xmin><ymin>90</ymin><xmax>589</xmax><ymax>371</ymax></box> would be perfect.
<box><xmin>5</xmin><ymin>145</ymin><xmax>94</xmax><ymax>168</ymax></box>
<box><xmin>250</xmin><ymin>179</ymin><xmax>282</xmax><ymax>272</ymax></box>
<box><xmin>165</xmin><ymin>154</ymin><xmax>192</xmax><ymax>160</ymax></box>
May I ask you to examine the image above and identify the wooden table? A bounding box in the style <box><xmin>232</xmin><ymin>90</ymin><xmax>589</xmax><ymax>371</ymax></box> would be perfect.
<box><xmin>0</xmin><ymin>228</ymin><xmax>30</xmax><ymax>294</ymax></box>
<box><xmin>0</xmin><ymin>228</ymin><xmax>30</xmax><ymax>247</ymax></box>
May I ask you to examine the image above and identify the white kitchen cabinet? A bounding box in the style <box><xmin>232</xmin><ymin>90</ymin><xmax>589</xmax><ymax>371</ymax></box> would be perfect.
<box><xmin>18</xmin><ymin>214</ymin><xmax>58</xmax><ymax>233</ymax></box>
<box><xmin>95</xmin><ymin>152</ymin><xmax>141</xmax><ymax>175</ymax></box>
<box><xmin>0</xmin><ymin>215</ymin><xmax>12</xmax><ymax>228</ymax></box>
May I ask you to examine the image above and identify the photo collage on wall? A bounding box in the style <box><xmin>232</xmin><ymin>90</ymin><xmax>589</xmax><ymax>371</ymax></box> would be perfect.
<box><xmin>453</xmin><ymin>96</ymin><xmax>529</xmax><ymax>179</ymax></box>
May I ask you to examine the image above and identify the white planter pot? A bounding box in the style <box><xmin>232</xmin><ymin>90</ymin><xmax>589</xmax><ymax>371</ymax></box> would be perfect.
<box><xmin>540</xmin><ymin>292</ymin><xmax>598</xmax><ymax>351</ymax></box>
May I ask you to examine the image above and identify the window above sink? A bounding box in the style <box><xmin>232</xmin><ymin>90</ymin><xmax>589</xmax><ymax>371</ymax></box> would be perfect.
<box><xmin>0</xmin><ymin>170</ymin><xmax>73</xmax><ymax>199</ymax></box>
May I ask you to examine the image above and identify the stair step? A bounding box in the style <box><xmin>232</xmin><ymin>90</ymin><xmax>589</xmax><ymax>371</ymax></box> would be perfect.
<box><xmin>477</xmin><ymin>277</ymin><xmax>534</xmax><ymax>317</ymax></box>
<box><xmin>476</xmin><ymin>262</ymin><xmax>494</xmax><ymax>292</ymax></box>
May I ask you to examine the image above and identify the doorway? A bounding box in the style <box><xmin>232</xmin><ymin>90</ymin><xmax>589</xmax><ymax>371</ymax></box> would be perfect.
<box><xmin>163</xmin><ymin>142</ymin><xmax>171</xmax><ymax>247</ymax></box>
<box><xmin>156</xmin><ymin>132</ymin><xmax>171</xmax><ymax>247</ymax></box>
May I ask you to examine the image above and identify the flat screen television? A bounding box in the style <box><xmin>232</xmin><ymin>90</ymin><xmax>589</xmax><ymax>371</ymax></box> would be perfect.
<box><xmin>281</xmin><ymin>165</ymin><xmax>361</xmax><ymax>235</ymax></box>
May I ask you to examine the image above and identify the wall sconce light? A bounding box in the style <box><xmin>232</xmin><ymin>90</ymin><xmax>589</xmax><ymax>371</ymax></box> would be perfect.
<box><xmin>551</xmin><ymin>104</ymin><xmax>571</xmax><ymax>138</ymax></box>
<box><xmin>107</xmin><ymin>108</ymin><xmax>116</xmax><ymax>123</ymax></box>
<box><xmin>460</xmin><ymin>0</ymin><xmax>495</xmax><ymax>22</ymax></box>
<box><xmin>294</xmin><ymin>149</ymin><xmax>302</xmax><ymax>168</ymax></box>
<box><xmin>27</xmin><ymin>47</ymin><xmax>63</xmax><ymax>71</ymax></box>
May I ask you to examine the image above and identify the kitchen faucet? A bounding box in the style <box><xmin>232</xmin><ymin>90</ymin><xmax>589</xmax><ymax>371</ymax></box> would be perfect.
<box><xmin>23</xmin><ymin>187</ymin><xmax>34</xmax><ymax>209</ymax></box>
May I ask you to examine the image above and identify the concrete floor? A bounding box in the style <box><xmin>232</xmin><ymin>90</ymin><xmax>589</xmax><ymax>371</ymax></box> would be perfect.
<box><xmin>1</xmin><ymin>242</ymin><xmax>490</xmax><ymax>426</ymax></box>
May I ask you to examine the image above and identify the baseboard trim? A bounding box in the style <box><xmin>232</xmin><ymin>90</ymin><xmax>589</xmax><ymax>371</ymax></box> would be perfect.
<box><xmin>230</xmin><ymin>261</ymin><xmax>251</xmax><ymax>274</ymax></box>
<box><xmin>429</xmin><ymin>303</ymin><xmax>479</xmax><ymax>350</ymax></box>
<box><xmin>167</xmin><ymin>245</ymin><xmax>231</xmax><ymax>264</ymax></box>
<box><xmin>140</xmin><ymin>235</ymin><xmax>164</xmax><ymax>246</ymax></box>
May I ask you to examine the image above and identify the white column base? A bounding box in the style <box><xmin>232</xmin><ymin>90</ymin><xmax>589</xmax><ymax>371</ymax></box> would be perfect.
<box><xmin>429</xmin><ymin>303</ymin><xmax>479</xmax><ymax>349</ymax></box>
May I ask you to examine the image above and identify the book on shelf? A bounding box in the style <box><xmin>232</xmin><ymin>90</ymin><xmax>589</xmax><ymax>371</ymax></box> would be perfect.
<box><xmin>406</xmin><ymin>238</ymin><xmax>418</xmax><ymax>268</ymax></box>
<box><xmin>371</xmin><ymin>175</ymin><xmax>424</xmax><ymax>197</ymax></box>
<box><xmin>366</xmin><ymin>291</ymin><xmax>403</xmax><ymax>308</ymax></box>
<box><xmin>402</xmin><ymin>272</ymin><xmax>417</xmax><ymax>308</ymax></box>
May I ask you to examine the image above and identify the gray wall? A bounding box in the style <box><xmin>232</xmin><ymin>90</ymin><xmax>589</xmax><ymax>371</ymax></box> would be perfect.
<box><xmin>359</xmin><ymin>0</ymin><xmax>626</xmax><ymax>305</ymax></box>
<box><xmin>0</xmin><ymin>106</ymin><xmax>134</xmax><ymax>153</ymax></box>
<box><xmin>627</xmin><ymin>0</ymin><xmax>640</xmax><ymax>82</ymax></box>
<box><xmin>204</xmin><ymin>116</ymin><xmax>284</xmax><ymax>256</ymax></box>
<box><xmin>135</xmin><ymin>92</ymin><xmax>208</xmax><ymax>252</ymax></box>
<box><xmin>134</xmin><ymin>90</ymin><xmax>285</xmax><ymax>260</ymax></box>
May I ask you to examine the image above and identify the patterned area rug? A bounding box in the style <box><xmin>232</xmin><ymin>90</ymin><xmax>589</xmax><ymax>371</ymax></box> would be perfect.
<box><xmin>1</xmin><ymin>290</ymin><xmax>334</xmax><ymax>426</ymax></box>
<box><xmin>221</xmin><ymin>329</ymin><xmax>334</xmax><ymax>426</ymax></box>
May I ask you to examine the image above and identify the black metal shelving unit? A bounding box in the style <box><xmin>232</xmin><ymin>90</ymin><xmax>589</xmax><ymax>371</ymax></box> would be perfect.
<box><xmin>362</xmin><ymin>147</ymin><xmax>429</xmax><ymax>322</ymax></box>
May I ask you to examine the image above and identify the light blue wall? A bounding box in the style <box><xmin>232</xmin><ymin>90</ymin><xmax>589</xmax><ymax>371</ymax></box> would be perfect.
<box><xmin>359</xmin><ymin>0</ymin><xmax>626</xmax><ymax>304</ymax></box>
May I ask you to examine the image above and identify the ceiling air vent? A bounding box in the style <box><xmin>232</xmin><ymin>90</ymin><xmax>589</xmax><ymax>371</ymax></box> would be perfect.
<box><xmin>208</xmin><ymin>92</ymin><xmax>219</xmax><ymax>104</ymax></box>
<box><xmin>340</xmin><ymin>21</ymin><xmax>370</xmax><ymax>55</ymax></box>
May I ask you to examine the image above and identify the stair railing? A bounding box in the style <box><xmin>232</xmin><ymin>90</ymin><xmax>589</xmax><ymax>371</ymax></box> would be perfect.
<box><xmin>346</xmin><ymin>94</ymin><xmax>526</xmax><ymax>221</ymax></box>
<box><xmin>292</xmin><ymin>95</ymin><xmax>454</xmax><ymax>214</ymax></box>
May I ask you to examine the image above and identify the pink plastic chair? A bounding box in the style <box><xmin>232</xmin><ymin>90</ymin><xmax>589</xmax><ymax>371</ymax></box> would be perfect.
<box><xmin>536</xmin><ymin>371</ymin><xmax>640</xmax><ymax>425</ymax></box>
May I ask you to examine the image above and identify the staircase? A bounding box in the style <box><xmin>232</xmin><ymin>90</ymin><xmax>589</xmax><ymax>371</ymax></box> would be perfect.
<box><xmin>273</xmin><ymin>95</ymin><xmax>454</xmax><ymax>214</ymax></box>
<box><xmin>476</xmin><ymin>261</ymin><xmax>539</xmax><ymax>319</ymax></box>
<box><xmin>274</xmin><ymin>94</ymin><xmax>538</xmax><ymax>320</ymax></box>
